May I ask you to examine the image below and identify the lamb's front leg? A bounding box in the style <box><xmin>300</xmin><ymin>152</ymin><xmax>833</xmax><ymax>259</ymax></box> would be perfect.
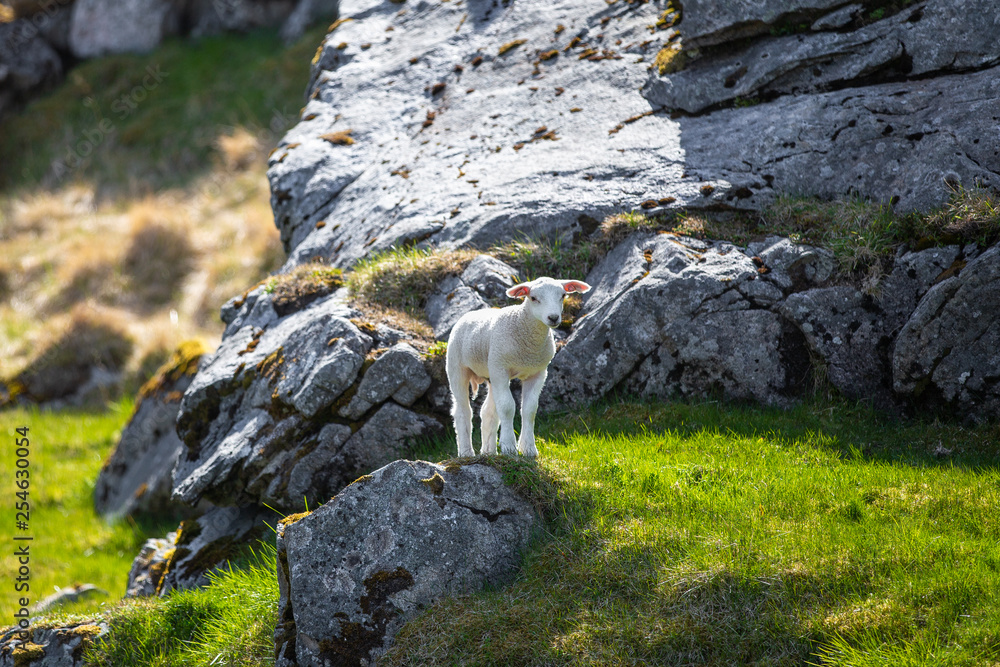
<box><xmin>518</xmin><ymin>370</ymin><xmax>546</xmax><ymax>458</ymax></box>
<box><xmin>488</xmin><ymin>364</ymin><xmax>518</xmax><ymax>455</ymax></box>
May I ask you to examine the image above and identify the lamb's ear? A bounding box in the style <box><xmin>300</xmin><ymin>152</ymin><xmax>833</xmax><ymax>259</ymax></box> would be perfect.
<box><xmin>506</xmin><ymin>282</ymin><xmax>532</xmax><ymax>299</ymax></box>
<box><xmin>562</xmin><ymin>280</ymin><xmax>592</xmax><ymax>294</ymax></box>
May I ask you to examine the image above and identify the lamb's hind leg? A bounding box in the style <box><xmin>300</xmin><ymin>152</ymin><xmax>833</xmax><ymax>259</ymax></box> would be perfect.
<box><xmin>480</xmin><ymin>381</ymin><xmax>500</xmax><ymax>455</ymax></box>
<box><xmin>450</xmin><ymin>368</ymin><xmax>476</xmax><ymax>457</ymax></box>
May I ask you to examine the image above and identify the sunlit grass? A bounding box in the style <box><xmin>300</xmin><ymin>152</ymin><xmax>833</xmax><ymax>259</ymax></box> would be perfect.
<box><xmin>0</xmin><ymin>399</ymin><xmax>174</xmax><ymax>621</ymax></box>
<box><xmin>383</xmin><ymin>398</ymin><xmax>1000</xmax><ymax>666</ymax></box>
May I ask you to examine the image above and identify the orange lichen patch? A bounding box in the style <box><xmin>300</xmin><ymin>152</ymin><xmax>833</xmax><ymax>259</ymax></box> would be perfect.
<box><xmin>321</xmin><ymin>130</ymin><xmax>355</xmax><ymax>145</ymax></box>
<box><xmin>654</xmin><ymin>43</ymin><xmax>687</xmax><ymax>75</ymax></box>
<box><xmin>328</xmin><ymin>17</ymin><xmax>354</xmax><ymax>32</ymax></box>
<box><xmin>539</xmin><ymin>49</ymin><xmax>558</xmax><ymax>61</ymax></box>
<box><xmin>498</xmin><ymin>39</ymin><xmax>527</xmax><ymax>55</ymax></box>
<box><xmin>608</xmin><ymin>109</ymin><xmax>654</xmax><ymax>135</ymax></box>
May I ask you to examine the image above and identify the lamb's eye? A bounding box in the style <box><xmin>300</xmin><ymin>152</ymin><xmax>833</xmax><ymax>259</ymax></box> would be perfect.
<box><xmin>530</xmin><ymin>296</ymin><xmax>539</xmax><ymax>303</ymax></box>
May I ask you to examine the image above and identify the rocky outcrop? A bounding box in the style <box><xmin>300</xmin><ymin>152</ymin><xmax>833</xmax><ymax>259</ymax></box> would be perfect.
<box><xmin>170</xmin><ymin>286</ymin><xmax>447</xmax><ymax>513</ymax></box>
<box><xmin>269</xmin><ymin>0</ymin><xmax>1000</xmax><ymax>269</ymax></box>
<box><xmin>542</xmin><ymin>233</ymin><xmax>998</xmax><ymax>417</ymax></box>
<box><xmin>544</xmin><ymin>234</ymin><xmax>817</xmax><ymax>408</ymax></box>
<box><xmin>274</xmin><ymin>459</ymin><xmax>538</xmax><ymax>667</ymax></box>
<box><xmin>893</xmin><ymin>244</ymin><xmax>1000</xmax><ymax>421</ymax></box>
<box><xmin>0</xmin><ymin>621</ymin><xmax>107</xmax><ymax>667</ymax></box>
<box><xmin>94</xmin><ymin>341</ymin><xmax>208</xmax><ymax>519</ymax></box>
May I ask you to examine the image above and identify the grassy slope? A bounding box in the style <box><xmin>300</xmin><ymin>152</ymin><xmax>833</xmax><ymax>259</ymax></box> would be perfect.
<box><xmin>80</xmin><ymin>397</ymin><xmax>1000</xmax><ymax>667</ymax></box>
<box><xmin>0</xmin><ymin>400</ymin><xmax>178</xmax><ymax>621</ymax></box>
<box><xmin>384</xmin><ymin>399</ymin><xmax>1000</xmax><ymax>666</ymax></box>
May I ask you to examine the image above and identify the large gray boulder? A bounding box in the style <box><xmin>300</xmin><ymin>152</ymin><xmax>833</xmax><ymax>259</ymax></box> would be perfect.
<box><xmin>68</xmin><ymin>0</ymin><xmax>181</xmax><ymax>58</ymax></box>
<box><xmin>275</xmin><ymin>459</ymin><xmax>539</xmax><ymax>667</ymax></box>
<box><xmin>267</xmin><ymin>0</ymin><xmax>733</xmax><ymax>270</ymax></box>
<box><xmin>646</xmin><ymin>1</ymin><xmax>1000</xmax><ymax>114</ymax></box>
<box><xmin>893</xmin><ymin>244</ymin><xmax>1000</xmax><ymax>421</ymax></box>
<box><xmin>268</xmin><ymin>0</ymin><xmax>1000</xmax><ymax>271</ymax></box>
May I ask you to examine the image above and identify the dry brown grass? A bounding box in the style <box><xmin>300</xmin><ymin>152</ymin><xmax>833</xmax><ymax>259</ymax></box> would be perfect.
<box><xmin>215</xmin><ymin>127</ymin><xmax>266</xmax><ymax>172</ymax></box>
<box><xmin>123</xmin><ymin>199</ymin><xmax>196</xmax><ymax>308</ymax></box>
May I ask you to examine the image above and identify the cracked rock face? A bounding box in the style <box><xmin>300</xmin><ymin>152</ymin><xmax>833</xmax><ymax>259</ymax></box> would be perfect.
<box><xmin>275</xmin><ymin>460</ymin><xmax>537</xmax><ymax>667</ymax></box>
<box><xmin>544</xmin><ymin>233</ymin><xmax>816</xmax><ymax>409</ymax></box>
<box><xmin>269</xmin><ymin>0</ymin><xmax>1000</xmax><ymax>271</ymax></box>
<box><xmin>172</xmin><ymin>288</ymin><xmax>445</xmax><ymax>513</ymax></box>
<box><xmin>893</xmin><ymin>244</ymin><xmax>1000</xmax><ymax>421</ymax></box>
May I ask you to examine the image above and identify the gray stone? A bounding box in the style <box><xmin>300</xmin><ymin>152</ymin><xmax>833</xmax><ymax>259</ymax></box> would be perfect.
<box><xmin>675</xmin><ymin>66</ymin><xmax>1000</xmax><ymax>213</ymax></box>
<box><xmin>544</xmin><ymin>232</ymin><xmax>811</xmax><ymax>409</ymax></box>
<box><xmin>187</xmin><ymin>0</ymin><xmax>297</xmax><ymax>38</ymax></box>
<box><xmin>893</xmin><ymin>244</ymin><xmax>1000</xmax><ymax>420</ymax></box>
<box><xmin>173</xmin><ymin>293</ymin><xmax>373</xmax><ymax>508</ymax></box>
<box><xmin>0</xmin><ymin>19</ymin><xmax>63</xmax><ymax>117</ymax></box>
<box><xmin>126</xmin><ymin>506</ymin><xmax>272</xmax><ymax>597</ymax></box>
<box><xmin>340</xmin><ymin>343</ymin><xmax>432</xmax><ymax>419</ymax></box>
<box><xmin>267</xmin><ymin>0</ymin><xmax>731</xmax><ymax>270</ymax></box>
<box><xmin>0</xmin><ymin>620</ymin><xmax>108</xmax><ymax>667</ymax></box>
<box><xmin>811</xmin><ymin>4</ymin><xmax>863</xmax><ymax>31</ymax></box>
<box><xmin>424</xmin><ymin>255</ymin><xmax>520</xmax><ymax>340</ymax></box>
<box><xmin>646</xmin><ymin>1</ymin><xmax>1000</xmax><ymax>114</ymax></box>
<box><xmin>275</xmin><ymin>460</ymin><xmax>538</xmax><ymax>667</ymax></box>
<box><xmin>425</xmin><ymin>278</ymin><xmax>489</xmax><ymax>342</ymax></box>
<box><xmin>94</xmin><ymin>349</ymin><xmax>205</xmax><ymax>519</ymax></box>
<box><xmin>280</xmin><ymin>0</ymin><xmax>337</xmax><ymax>45</ymax></box>
<box><xmin>781</xmin><ymin>287</ymin><xmax>890</xmax><ymax>402</ymax></box>
<box><xmin>460</xmin><ymin>254</ymin><xmax>519</xmax><ymax>302</ymax></box>
<box><xmin>331</xmin><ymin>403</ymin><xmax>445</xmax><ymax>484</ymax></box>
<box><xmin>677</xmin><ymin>0</ymin><xmax>846</xmax><ymax>48</ymax></box>
<box><xmin>749</xmin><ymin>237</ymin><xmax>835</xmax><ymax>294</ymax></box>
<box><xmin>68</xmin><ymin>0</ymin><xmax>181</xmax><ymax>58</ymax></box>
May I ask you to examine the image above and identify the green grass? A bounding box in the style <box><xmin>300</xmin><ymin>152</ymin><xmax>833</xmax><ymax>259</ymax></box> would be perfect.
<box><xmin>0</xmin><ymin>24</ymin><xmax>328</xmax><ymax>193</ymax></box>
<box><xmin>382</xmin><ymin>398</ymin><xmax>1000</xmax><ymax>666</ymax></box>
<box><xmin>84</xmin><ymin>544</ymin><xmax>278</xmax><ymax>667</ymax></box>
<box><xmin>68</xmin><ymin>397</ymin><xmax>1000</xmax><ymax>665</ymax></box>
<box><xmin>0</xmin><ymin>399</ymin><xmax>173</xmax><ymax>621</ymax></box>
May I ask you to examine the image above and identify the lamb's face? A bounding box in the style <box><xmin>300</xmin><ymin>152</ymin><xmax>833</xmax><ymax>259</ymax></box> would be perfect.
<box><xmin>506</xmin><ymin>277</ymin><xmax>592</xmax><ymax>328</ymax></box>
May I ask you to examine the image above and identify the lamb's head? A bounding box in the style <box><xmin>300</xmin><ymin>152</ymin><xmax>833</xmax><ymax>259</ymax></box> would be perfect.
<box><xmin>506</xmin><ymin>277</ymin><xmax>592</xmax><ymax>328</ymax></box>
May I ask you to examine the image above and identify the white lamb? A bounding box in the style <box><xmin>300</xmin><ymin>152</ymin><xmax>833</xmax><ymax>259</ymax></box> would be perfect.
<box><xmin>446</xmin><ymin>277</ymin><xmax>591</xmax><ymax>457</ymax></box>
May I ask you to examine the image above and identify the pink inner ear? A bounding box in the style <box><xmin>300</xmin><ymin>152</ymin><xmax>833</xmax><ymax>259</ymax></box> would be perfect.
<box><xmin>507</xmin><ymin>284</ymin><xmax>531</xmax><ymax>298</ymax></box>
<box><xmin>562</xmin><ymin>280</ymin><xmax>592</xmax><ymax>294</ymax></box>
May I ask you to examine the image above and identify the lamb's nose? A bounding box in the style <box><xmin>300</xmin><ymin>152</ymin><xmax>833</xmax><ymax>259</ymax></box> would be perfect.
<box><xmin>547</xmin><ymin>314</ymin><xmax>560</xmax><ymax>325</ymax></box>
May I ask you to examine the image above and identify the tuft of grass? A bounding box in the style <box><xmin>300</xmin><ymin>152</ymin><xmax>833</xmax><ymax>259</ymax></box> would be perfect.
<box><xmin>382</xmin><ymin>397</ymin><xmax>1000</xmax><ymax>666</ymax></box>
<box><xmin>346</xmin><ymin>246</ymin><xmax>479</xmax><ymax>315</ymax></box>
<box><xmin>5</xmin><ymin>304</ymin><xmax>134</xmax><ymax>403</ymax></box>
<box><xmin>262</xmin><ymin>260</ymin><xmax>344</xmax><ymax>315</ymax></box>
<box><xmin>84</xmin><ymin>543</ymin><xmax>279</xmax><ymax>667</ymax></box>
<box><xmin>122</xmin><ymin>200</ymin><xmax>196</xmax><ymax>309</ymax></box>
